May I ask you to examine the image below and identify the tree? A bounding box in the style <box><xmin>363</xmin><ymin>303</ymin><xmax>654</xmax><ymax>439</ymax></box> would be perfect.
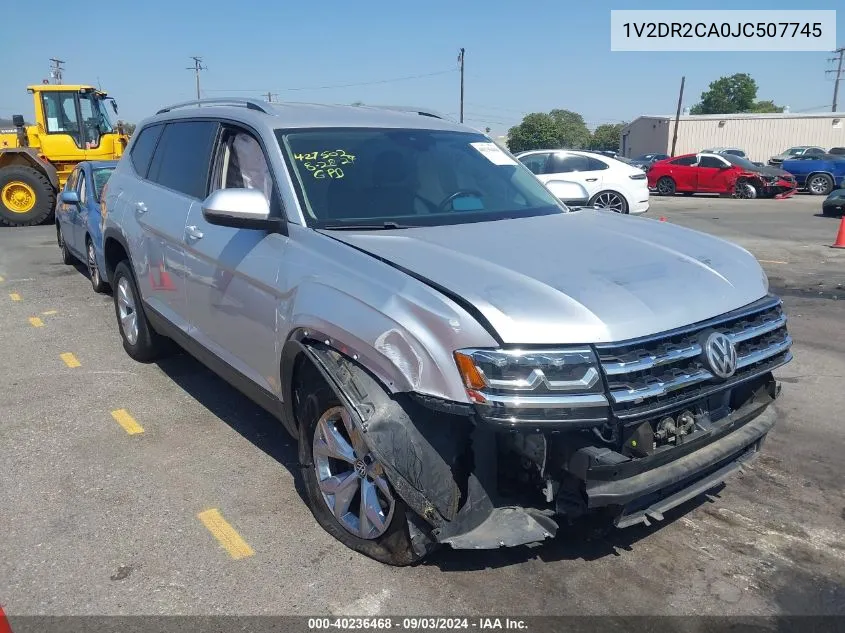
<box><xmin>507</xmin><ymin>113</ymin><xmax>561</xmax><ymax>153</ymax></box>
<box><xmin>350</xmin><ymin>101</ymin><xmax>365</xmax><ymax>106</ymax></box>
<box><xmin>117</xmin><ymin>120</ymin><xmax>136</xmax><ymax>136</ymax></box>
<box><xmin>690</xmin><ymin>73</ymin><xmax>783</xmax><ymax>114</ymax></box>
<box><xmin>590</xmin><ymin>123</ymin><xmax>624</xmax><ymax>151</ymax></box>
<box><xmin>748</xmin><ymin>100</ymin><xmax>784</xmax><ymax>113</ymax></box>
<box><xmin>549</xmin><ymin>109</ymin><xmax>591</xmax><ymax>148</ymax></box>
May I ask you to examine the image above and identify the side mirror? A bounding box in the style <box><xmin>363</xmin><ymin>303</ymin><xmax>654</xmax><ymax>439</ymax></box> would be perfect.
<box><xmin>12</xmin><ymin>114</ymin><xmax>25</xmax><ymax>128</ymax></box>
<box><xmin>61</xmin><ymin>191</ymin><xmax>80</xmax><ymax>205</ymax></box>
<box><xmin>201</xmin><ymin>188</ymin><xmax>281</xmax><ymax>231</ymax></box>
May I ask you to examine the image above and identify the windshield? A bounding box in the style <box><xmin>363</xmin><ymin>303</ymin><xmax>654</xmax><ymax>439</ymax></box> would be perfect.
<box><xmin>92</xmin><ymin>167</ymin><xmax>115</xmax><ymax>202</ymax></box>
<box><xmin>786</xmin><ymin>148</ymin><xmax>805</xmax><ymax>155</ymax></box>
<box><xmin>78</xmin><ymin>92</ymin><xmax>115</xmax><ymax>148</ymax></box>
<box><xmin>721</xmin><ymin>154</ymin><xmax>759</xmax><ymax>169</ymax></box>
<box><xmin>278</xmin><ymin>128</ymin><xmax>565</xmax><ymax>228</ymax></box>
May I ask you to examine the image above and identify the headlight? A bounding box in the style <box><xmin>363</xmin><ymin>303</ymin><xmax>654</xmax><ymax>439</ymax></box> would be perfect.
<box><xmin>453</xmin><ymin>348</ymin><xmax>609</xmax><ymax>427</ymax></box>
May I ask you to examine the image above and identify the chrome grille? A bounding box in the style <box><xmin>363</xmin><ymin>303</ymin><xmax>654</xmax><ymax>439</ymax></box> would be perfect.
<box><xmin>596</xmin><ymin>296</ymin><xmax>792</xmax><ymax>417</ymax></box>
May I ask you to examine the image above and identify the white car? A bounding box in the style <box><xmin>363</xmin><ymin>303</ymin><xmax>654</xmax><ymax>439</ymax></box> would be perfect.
<box><xmin>516</xmin><ymin>149</ymin><xmax>649</xmax><ymax>214</ymax></box>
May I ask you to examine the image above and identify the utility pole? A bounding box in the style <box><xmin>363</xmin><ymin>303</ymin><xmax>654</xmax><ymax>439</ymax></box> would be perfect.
<box><xmin>670</xmin><ymin>76</ymin><xmax>685</xmax><ymax>157</ymax></box>
<box><xmin>827</xmin><ymin>47</ymin><xmax>845</xmax><ymax>112</ymax></box>
<box><xmin>187</xmin><ymin>56</ymin><xmax>206</xmax><ymax>100</ymax></box>
<box><xmin>458</xmin><ymin>48</ymin><xmax>465</xmax><ymax>123</ymax></box>
<box><xmin>49</xmin><ymin>58</ymin><xmax>65</xmax><ymax>84</ymax></box>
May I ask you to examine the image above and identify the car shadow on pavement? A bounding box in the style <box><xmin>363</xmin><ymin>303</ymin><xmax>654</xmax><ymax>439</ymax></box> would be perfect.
<box><xmin>154</xmin><ymin>351</ymin><xmax>302</xmax><ymax>484</ymax></box>
<box><xmin>427</xmin><ymin>489</ymin><xmax>721</xmax><ymax>571</ymax></box>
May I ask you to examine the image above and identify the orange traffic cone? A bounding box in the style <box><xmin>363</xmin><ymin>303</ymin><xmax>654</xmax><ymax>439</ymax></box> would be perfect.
<box><xmin>158</xmin><ymin>262</ymin><xmax>176</xmax><ymax>290</ymax></box>
<box><xmin>832</xmin><ymin>215</ymin><xmax>845</xmax><ymax>249</ymax></box>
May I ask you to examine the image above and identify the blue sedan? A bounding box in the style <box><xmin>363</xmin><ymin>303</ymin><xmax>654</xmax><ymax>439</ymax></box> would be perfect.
<box><xmin>781</xmin><ymin>154</ymin><xmax>845</xmax><ymax>196</ymax></box>
<box><xmin>56</xmin><ymin>160</ymin><xmax>118</xmax><ymax>293</ymax></box>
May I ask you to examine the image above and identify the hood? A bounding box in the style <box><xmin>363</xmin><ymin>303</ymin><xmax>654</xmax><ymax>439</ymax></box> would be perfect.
<box><xmin>746</xmin><ymin>164</ymin><xmax>792</xmax><ymax>179</ymax></box>
<box><xmin>325</xmin><ymin>211</ymin><xmax>769</xmax><ymax>345</ymax></box>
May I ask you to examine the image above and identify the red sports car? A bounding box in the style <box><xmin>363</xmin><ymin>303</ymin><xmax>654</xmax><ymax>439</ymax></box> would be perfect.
<box><xmin>647</xmin><ymin>152</ymin><xmax>797</xmax><ymax>199</ymax></box>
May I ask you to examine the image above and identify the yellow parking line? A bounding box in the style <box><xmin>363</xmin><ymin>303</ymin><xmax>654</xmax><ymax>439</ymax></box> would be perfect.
<box><xmin>9</xmin><ymin>293</ymin><xmax>21</xmax><ymax>302</ymax></box>
<box><xmin>197</xmin><ymin>509</ymin><xmax>255</xmax><ymax>560</ymax></box>
<box><xmin>0</xmin><ymin>275</ymin><xmax>5</xmax><ymax>282</ymax></box>
<box><xmin>60</xmin><ymin>352</ymin><xmax>81</xmax><ymax>368</ymax></box>
<box><xmin>759</xmin><ymin>259</ymin><xmax>789</xmax><ymax>265</ymax></box>
<box><xmin>42</xmin><ymin>310</ymin><xmax>58</xmax><ymax>316</ymax></box>
<box><xmin>110</xmin><ymin>409</ymin><xmax>144</xmax><ymax>435</ymax></box>
<box><xmin>28</xmin><ymin>317</ymin><xmax>44</xmax><ymax>328</ymax></box>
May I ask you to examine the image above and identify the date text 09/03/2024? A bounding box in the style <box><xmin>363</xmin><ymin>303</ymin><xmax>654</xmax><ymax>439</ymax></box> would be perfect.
<box><xmin>307</xmin><ymin>617</ymin><xmax>529</xmax><ymax>630</ymax></box>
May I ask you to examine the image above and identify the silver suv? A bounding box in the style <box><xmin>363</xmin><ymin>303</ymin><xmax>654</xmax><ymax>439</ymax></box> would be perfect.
<box><xmin>101</xmin><ymin>99</ymin><xmax>792</xmax><ymax>565</ymax></box>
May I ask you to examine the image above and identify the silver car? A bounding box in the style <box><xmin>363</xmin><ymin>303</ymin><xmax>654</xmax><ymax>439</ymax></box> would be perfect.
<box><xmin>101</xmin><ymin>99</ymin><xmax>792</xmax><ymax>565</ymax></box>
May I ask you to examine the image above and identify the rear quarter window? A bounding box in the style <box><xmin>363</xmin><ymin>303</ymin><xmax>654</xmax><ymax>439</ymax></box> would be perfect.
<box><xmin>129</xmin><ymin>124</ymin><xmax>163</xmax><ymax>177</ymax></box>
<box><xmin>147</xmin><ymin>121</ymin><xmax>218</xmax><ymax>199</ymax></box>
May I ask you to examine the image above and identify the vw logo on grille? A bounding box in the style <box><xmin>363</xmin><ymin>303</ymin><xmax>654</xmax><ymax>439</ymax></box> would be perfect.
<box><xmin>703</xmin><ymin>331</ymin><xmax>738</xmax><ymax>379</ymax></box>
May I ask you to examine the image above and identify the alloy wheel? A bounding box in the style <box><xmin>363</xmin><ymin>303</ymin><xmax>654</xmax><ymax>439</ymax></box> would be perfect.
<box><xmin>312</xmin><ymin>406</ymin><xmax>395</xmax><ymax>540</ymax></box>
<box><xmin>809</xmin><ymin>175</ymin><xmax>830</xmax><ymax>195</ymax></box>
<box><xmin>593</xmin><ymin>192</ymin><xmax>626</xmax><ymax>212</ymax></box>
<box><xmin>116</xmin><ymin>277</ymin><xmax>139</xmax><ymax>345</ymax></box>
<box><xmin>88</xmin><ymin>242</ymin><xmax>100</xmax><ymax>288</ymax></box>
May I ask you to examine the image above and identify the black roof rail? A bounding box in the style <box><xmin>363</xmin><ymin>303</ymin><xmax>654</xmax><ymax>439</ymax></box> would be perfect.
<box><xmin>156</xmin><ymin>98</ymin><xmax>272</xmax><ymax>115</ymax></box>
<box><xmin>365</xmin><ymin>105</ymin><xmax>450</xmax><ymax>120</ymax></box>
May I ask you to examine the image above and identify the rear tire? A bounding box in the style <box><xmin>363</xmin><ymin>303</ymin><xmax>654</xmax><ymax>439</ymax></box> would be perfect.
<box><xmin>656</xmin><ymin>176</ymin><xmax>676</xmax><ymax>196</ymax></box>
<box><xmin>57</xmin><ymin>223</ymin><xmax>74</xmax><ymax>265</ymax></box>
<box><xmin>296</xmin><ymin>365</ymin><xmax>421</xmax><ymax>566</ymax></box>
<box><xmin>87</xmin><ymin>237</ymin><xmax>109</xmax><ymax>294</ymax></box>
<box><xmin>112</xmin><ymin>260</ymin><xmax>169</xmax><ymax>362</ymax></box>
<box><xmin>0</xmin><ymin>166</ymin><xmax>56</xmax><ymax>227</ymax></box>
<box><xmin>588</xmin><ymin>190</ymin><xmax>628</xmax><ymax>213</ymax></box>
<box><xmin>807</xmin><ymin>173</ymin><xmax>834</xmax><ymax>196</ymax></box>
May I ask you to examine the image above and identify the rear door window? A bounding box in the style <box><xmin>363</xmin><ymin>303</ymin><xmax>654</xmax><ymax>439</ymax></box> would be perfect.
<box><xmin>699</xmin><ymin>156</ymin><xmax>726</xmax><ymax>168</ymax></box>
<box><xmin>147</xmin><ymin>121</ymin><xmax>219</xmax><ymax>199</ymax></box>
<box><xmin>670</xmin><ymin>156</ymin><xmax>696</xmax><ymax>166</ymax></box>
<box><xmin>519</xmin><ymin>153</ymin><xmax>551</xmax><ymax>175</ymax></box>
<box><xmin>550</xmin><ymin>154</ymin><xmax>591</xmax><ymax>173</ymax></box>
<box><xmin>130</xmin><ymin>124</ymin><xmax>163</xmax><ymax>177</ymax></box>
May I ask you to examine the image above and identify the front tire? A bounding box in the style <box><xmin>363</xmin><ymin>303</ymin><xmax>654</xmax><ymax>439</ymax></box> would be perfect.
<box><xmin>656</xmin><ymin>176</ymin><xmax>676</xmax><ymax>196</ymax></box>
<box><xmin>0</xmin><ymin>166</ymin><xmax>56</xmax><ymax>227</ymax></box>
<box><xmin>112</xmin><ymin>260</ymin><xmax>168</xmax><ymax>362</ymax></box>
<box><xmin>296</xmin><ymin>371</ymin><xmax>420</xmax><ymax>566</ymax></box>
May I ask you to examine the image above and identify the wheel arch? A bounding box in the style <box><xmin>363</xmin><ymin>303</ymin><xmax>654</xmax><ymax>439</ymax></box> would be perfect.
<box><xmin>102</xmin><ymin>227</ymin><xmax>131</xmax><ymax>284</ymax></box>
<box><xmin>0</xmin><ymin>149</ymin><xmax>59</xmax><ymax>191</ymax></box>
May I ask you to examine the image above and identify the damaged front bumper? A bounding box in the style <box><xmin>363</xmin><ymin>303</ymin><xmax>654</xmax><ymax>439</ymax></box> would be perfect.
<box><xmin>301</xmin><ymin>340</ymin><xmax>785</xmax><ymax>553</ymax></box>
<box><xmin>430</xmin><ymin>378</ymin><xmax>779</xmax><ymax>549</ymax></box>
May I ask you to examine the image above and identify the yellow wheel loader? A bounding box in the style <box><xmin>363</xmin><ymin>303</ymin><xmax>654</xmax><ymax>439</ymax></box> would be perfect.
<box><xmin>0</xmin><ymin>84</ymin><xmax>128</xmax><ymax>227</ymax></box>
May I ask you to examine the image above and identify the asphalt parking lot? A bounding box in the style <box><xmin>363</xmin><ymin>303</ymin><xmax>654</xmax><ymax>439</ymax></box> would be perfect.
<box><xmin>0</xmin><ymin>194</ymin><xmax>843</xmax><ymax>618</ymax></box>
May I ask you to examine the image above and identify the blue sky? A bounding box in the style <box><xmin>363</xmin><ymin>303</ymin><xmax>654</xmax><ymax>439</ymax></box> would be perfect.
<box><xmin>1</xmin><ymin>0</ymin><xmax>842</xmax><ymax>135</ymax></box>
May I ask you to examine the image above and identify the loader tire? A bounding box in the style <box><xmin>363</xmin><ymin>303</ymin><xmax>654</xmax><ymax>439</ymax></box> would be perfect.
<box><xmin>0</xmin><ymin>166</ymin><xmax>56</xmax><ymax>227</ymax></box>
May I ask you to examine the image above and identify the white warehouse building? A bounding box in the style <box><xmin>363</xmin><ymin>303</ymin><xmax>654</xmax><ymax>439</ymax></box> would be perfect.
<box><xmin>620</xmin><ymin>112</ymin><xmax>844</xmax><ymax>164</ymax></box>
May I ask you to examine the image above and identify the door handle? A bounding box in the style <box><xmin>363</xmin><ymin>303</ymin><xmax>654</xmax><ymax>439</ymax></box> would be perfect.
<box><xmin>585</xmin><ymin>178</ymin><xmax>598</xmax><ymax>182</ymax></box>
<box><xmin>135</xmin><ymin>202</ymin><xmax>148</xmax><ymax>215</ymax></box>
<box><xmin>185</xmin><ymin>225</ymin><xmax>204</xmax><ymax>241</ymax></box>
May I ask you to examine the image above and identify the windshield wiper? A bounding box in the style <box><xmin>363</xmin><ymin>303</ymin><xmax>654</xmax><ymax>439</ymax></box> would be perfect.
<box><xmin>320</xmin><ymin>221</ymin><xmax>412</xmax><ymax>230</ymax></box>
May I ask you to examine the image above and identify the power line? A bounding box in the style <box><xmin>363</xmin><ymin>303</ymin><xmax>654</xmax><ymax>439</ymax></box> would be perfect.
<box><xmin>204</xmin><ymin>68</ymin><xmax>456</xmax><ymax>94</ymax></box>
<box><xmin>187</xmin><ymin>56</ymin><xmax>207</xmax><ymax>101</ymax></box>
